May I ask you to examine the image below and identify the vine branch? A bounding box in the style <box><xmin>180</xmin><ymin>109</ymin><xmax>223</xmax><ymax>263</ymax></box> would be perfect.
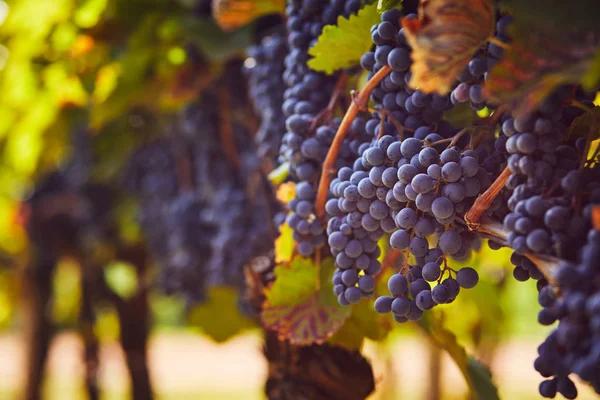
<box><xmin>464</xmin><ymin>165</ymin><xmax>511</xmax><ymax>229</ymax></box>
<box><xmin>315</xmin><ymin>66</ymin><xmax>392</xmax><ymax>219</ymax></box>
<box><xmin>473</xmin><ymin>217</ymin><xmax>560</xmax><ymax>284</ymax></box>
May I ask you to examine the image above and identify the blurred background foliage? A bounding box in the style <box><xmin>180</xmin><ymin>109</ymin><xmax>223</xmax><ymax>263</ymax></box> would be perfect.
<box><xmin>0</xmin><ymin>0</ymin><xmax>582</xmax><ymax>399</ymax></box>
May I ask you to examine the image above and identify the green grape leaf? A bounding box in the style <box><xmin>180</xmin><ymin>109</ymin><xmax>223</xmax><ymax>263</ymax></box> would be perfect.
<box><xmin>467</xmin><ymin>358</ymin><xmax>499</xmax><ymax>399</ymax></box>
<box><xmin>308</xmin><ymin>2</ymin><xmax>382</xmax><ymax>74</ymax></box>
<box><xmin>188</xmin><ymin>286</ymin><xmax>256</xmax><ymax>343</ymax></box>
<box><xmin>261</xmin><ymin>256</ymin><xmax>351</xmax><ymax>345</ymax></box>
<box><xmin>328</xmin><ymin>299</ymin><xmax>393</xmax><ymax>350</ymax></box>
<box><xmin>419</xmin><ymin>312</ymin><xmax>499</xmax><ymax>400</ymax></box>
<box><xmin>484</xmin><ymin>25</ymin><xmax>599</xmax><ymax>118</ymax></box>
<box><xmin>268</xmin><ymin>161</ymin><xmax>290</xmax><ymax>186</ymax></box>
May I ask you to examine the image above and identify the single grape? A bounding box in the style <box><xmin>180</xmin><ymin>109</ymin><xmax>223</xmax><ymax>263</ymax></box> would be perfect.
<box><xmin>388</xmin><ymin>273</ymin><xmax>409</xmax><ymax>297</ymax></box>
<box><xmin>456</xmin><ymin>267</ymin><xmax>479</xmax><ymax>289</ymax></box>
<box><xmin>374</xmin><ymin>296</ymin><xmax>394</xmax><ymax>314</ymax></box>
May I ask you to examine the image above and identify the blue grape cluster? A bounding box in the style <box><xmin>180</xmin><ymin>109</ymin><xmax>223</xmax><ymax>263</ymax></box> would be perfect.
<box><xmin>534</xmin><ymin>227</ymin><xmax>600</xmax><ymax>398</ymax></box>
<box><xmin>360</xmin><ymin>9</ymin><xmax>450</xmax><ymax>135</ymax></box>
<box><xmin>129</xmin><ymin>82</ymin><xmax>281</xmax><ymax>303</ymax></box>
<box><xmin>280</xmin><ymin>0</ymin><xmax>366</xmax><ymax>257</ymax></box>
<box><xmin>496</xmin><ymin>93</ymin><xmax>600</xmax><ymax>398</ymax></box>
<box><xmin>245</xmin><ymin>32</ymin><xmax>288</xmax><ymax>164</ymax></box>
<box><xmin>500</xmin><ymin>93</ymin><xmax>598</xmax><ymax>271</ymax></box>
<box><xmin>326</xmin><ymin>132</ymin><xmax>489</xmax><ymax>316</ymax></box>
<box><xmin>377</xmin><ymin>139</ymin><xmax>490</xmax><ymax>321</ymax></box>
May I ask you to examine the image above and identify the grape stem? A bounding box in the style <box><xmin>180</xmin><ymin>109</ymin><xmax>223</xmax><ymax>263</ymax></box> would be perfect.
<box><xmin>217</xmin><ymin>87</ymin><xmax>240</xmax><ymax>171</ymax></box>
<box><xmin>314</xmin><ymin>65</ymin><xmax>392</xmax><ymax>219</ymax></box>
<box><xmin>487</xmin><ymin>36</ymin><xmax>511</xmax><ymax>50</ymax></box>
<box><xmin>428</xmin><ymin>127</ymin><xmax>469</xmax><ymax>148</ymax></box>
<box><xmin>309</xmin><ymin>73</ymin><xmax>349</xmax><ymax>133</ymax></box>
<box><xmin>464</xmin><ymin>165</ymin><xmax>511</xmax><ymax>229</ymax></box>
<box><xmin>473</xmin><ymin>217</ymin><xmax>560</xmax><ymax>284</ymax></box>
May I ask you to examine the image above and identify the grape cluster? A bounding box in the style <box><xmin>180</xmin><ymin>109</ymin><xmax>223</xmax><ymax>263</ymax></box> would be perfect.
<box><xmin>128</xmin><ymin>75</ymin><xmax>280</xmax><ymax>302</ymax></box>
<box><xmin>245</xmin><ymin>32</ymin><xmax>288</xmax><ymax>164</ymax></box>
<box><xmin>325</xmin><ymin>132</ymin><xmax>489</xmax><ymax>317</ymax></box>
<box><xmin>496</xmin><ymin>92</ymin><xmax>600</xmax><ymax>397</ymax></box>
<box><xmin>280</xmin><ymin>0</ymin><xmax>367</xmax><ymax>256</ymax></box>
<box><xmin>361</xmin><ymin>9</ymin><xmax>450</xmax><ymax>133</ymax></box>
<box><xmin>534</xmin><ymin>227</ymin><xmax>600</xmax><ymax>398</ymax></box>
<box><xmin>499</xmin><ymin>92</ymin><xmax>598</xmax><ymax>272</ymax></box>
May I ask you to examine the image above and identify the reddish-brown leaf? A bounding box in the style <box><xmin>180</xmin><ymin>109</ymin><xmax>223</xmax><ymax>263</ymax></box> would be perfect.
<box><xmin>484</xmin><ymin>26</ymin><xmax>599</xmax><ymax>118</ymax></box>
<box><xmin>261</xmin><ymin>257</ymin><xmax>351</xmax><ymax>345</ymax></box>
<box><xmin>213</xmin><ymin>0</ymin><xmax>285</xmax><ymax>31</ymax></box>
<box><xmin>402</xmin><ymin>0</ymin><xmax>495</xmax><ymax>94</ymax></box>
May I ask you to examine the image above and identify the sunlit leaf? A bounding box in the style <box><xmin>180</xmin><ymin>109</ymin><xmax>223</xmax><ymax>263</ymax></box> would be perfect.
<box><xmin>268</xmin><ymin>161</ymin><xmax>290</xmax><ymax>186</ymax></box>
<box><xmin>104</xmin><ymin>261</ymin><xmax>138</xmax><ymax>300</ymax></box>
<box><xmin>402</xmin><ymin>0</ymin><xmax>494</xmax><ymax>94</ymax></box>
<box><xmin>52</xmin><ymin>259</ymin><xmax>81</xmax><ymax>324</ymax></box>
<box><xmin>274</xmin><ymin>223</ymin><xmax>294</xmax><ymax>264</ymax></box>
<box><xmin>262</xmin><ymin>257</ymin><xmax>351</xmax><ymax>345</ymax></box>
<box><xmin>484</xmin><ymin>26</ymin><xmax>599</xmax><ymax>118</ymax></box>
<box><xmin>276</xmin><ymin>181</ymin><xmax>295</xmax><ymax>203</ymax></box>
<box><xmin>74</xmin><ymin>0</ymin><xmax>108</xmax><ymax>29</ymax></box>
<box><xmin>308</xmin><ymin>2</ymin><xmax>383</xmax><ymax>75</ymax></box>
<box><xmin>213</xmin><ymin>0</ymin><xmax>285</xmax><ymax>31</ymax></box>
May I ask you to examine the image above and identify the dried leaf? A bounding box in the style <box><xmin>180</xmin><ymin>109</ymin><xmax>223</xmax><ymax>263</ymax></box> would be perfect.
<box><xmin>484</xmin><ymin>26</ymin><xmax>599</xmax><ymax>118</ymax></box>
<box><xmin>212</xmin><ymin>0</ymin><xmax>285</xmax><ymax>31</ymax></box>
<box><xmin>402</xmin><ymin>0</ymin><xmax>495</xmax><ymax>94</ymax></box>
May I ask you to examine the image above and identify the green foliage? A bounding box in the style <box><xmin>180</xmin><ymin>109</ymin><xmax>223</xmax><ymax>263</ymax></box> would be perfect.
<box><xmin>262</xmin><ymin>256</ymin><xmax>351</xmax><ymax>345</ymax></box>
<box><xmin>267</xmin><ymin>161</ymin><xmax>290</xmax><ymax>186</ymax></box>
<box><xmin>307</xmin><ymin>2</ymin><xmax>382</xmax><ymax>74</ymax></box>
<box><xmin>188</xmin><ymin>286</ymin><xmax>257</xmax><ymax>343</ymax></box>
<box><xmin>328</xmin><ymin>299</ymin><xmax>393</xmax><ymax>350</ymax></box>
<box><xmin>420</xmin><ymin>311</ymin><xmax>500</xmax><ymax>400</ymax></box>
<box><xmin>52</xmin><ymin>260</ymin><xmax>82</xmax><ymax>325</ymax></box>
<box><xmin>104</xmin><ymin>261</ymin><xmax>139</xmax><ymax>300</ymax></box>
<box><xmin>584</xmin><ymin>48</ymin><xmax>600</xmax><ymax>90</ymax></box>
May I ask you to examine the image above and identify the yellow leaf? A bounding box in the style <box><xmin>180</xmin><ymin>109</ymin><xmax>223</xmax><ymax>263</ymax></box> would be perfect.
<box><xmin>276</xmin><ymin>181</ymin><xmax>295</xmax><ymax>203</ymax></box>
<box><xmin>275</xmin><ymin>223</ymin><xmax>294</xmax><ymax>263</ymax></box>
